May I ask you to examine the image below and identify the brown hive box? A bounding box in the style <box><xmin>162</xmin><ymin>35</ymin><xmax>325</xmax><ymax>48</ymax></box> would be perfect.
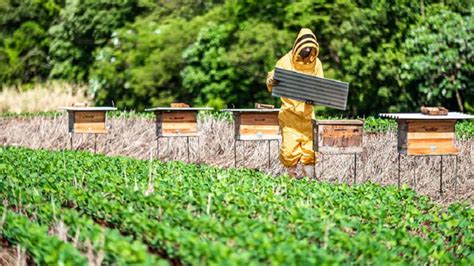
<box><xmin>62</xmin><ymin>107</ymin><xmax>117</xmax><ymax>134</ymax></box>
<box><xmin>221</xmin><ymin>109</ymin><xmax>281</xmax><ymax>141</ymax></box>
<box><xmin>397</xmin><ymin>120</ymin><xmax>457</xmax><ymax>155</ymax></box>
<box><xmin>146</xmin><ymin>107</ymin><xmax>213</xmax><ymax>137</ymax></box>
<box><xmin>73</xmin><ymin>111</ymin><xmax>107</xmax><ymax>134</ymax></box>
<box><xmin>159</xmin><ymin>111</ymin><xmax>198</xmax><ymax>136</ymax></box>
<box><xmin>313</xmin><ymin>120</ymin><xmax>364</xmax><ymax>153</ymax></box>
<box><xmin>379</xmin><ymin>112</ymin><xmax>474</xmax><ymax>156</ymax></box>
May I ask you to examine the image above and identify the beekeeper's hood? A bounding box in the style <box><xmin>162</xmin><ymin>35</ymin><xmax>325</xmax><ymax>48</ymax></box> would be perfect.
<box><xmin>291</xmin><ymin>28</ymin><xmax>319</xmax><ymax>70</ymax></box>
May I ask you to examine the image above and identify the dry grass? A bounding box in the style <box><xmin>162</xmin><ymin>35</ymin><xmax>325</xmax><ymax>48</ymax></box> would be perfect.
<box><xmin>0</xmin><ymin>82</ymin><xmax>91</xmax><ymax>113</ymax></box>
<box><xmin>0</xmin><ymin>243</ymin><xmax>27</xmax><ymax>266</ymax></box>
<box><xmin>0</xmin><ymin>114</ymin><xmax>472</xmax><ymax>205</ymax></box>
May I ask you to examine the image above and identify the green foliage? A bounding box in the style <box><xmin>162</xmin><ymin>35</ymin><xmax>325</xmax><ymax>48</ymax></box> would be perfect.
<box><xmin>180</xmin><ymin>22</ymin><xmax>236</xmax><ymax>109</ymax></box>
<box><xmin>90</xmin><ymin>5</ymin><xmax>224</xmax><ymax>110</ymax></box>
<box><xmin>0</xmin><ymin>1</ymin><xmax>473</xmax><ymax>116</ymax></box>
<box><xmin>400</xmin><ymin>8</ymin><xmax>474</xmax><ymax>112</ymax></box>
<box><xmin>456</xmin><ymin>120</ymin><xmax>474</xmax><ymax>140</ymax></box>
<box><xmin>225</xmin><ymin>0</ymin><xmax>292</xmax><ymax>26</ymax></box>
<box><xmin>89</xmin><ymin>0</ymin><xmax>473</xmax><ymax>113</ymax></box>
<box><xmin>363</xmin><ymin>117</ymin><xmax>397</xmax><ymax>133</ymax></box>
<box><xmin>0</xmin><ymin>0</ymin><xmax>63</xmax><ymax>84</ymax></box>
<box><xmin>0</xmin><ymin>206</ymin><xmax>88</xmax><ymax>265</ymax></box>
<box><xmin>180</xmin><ymin>20</ymin><xmax>291</xmax><ymax>109</ymax></box>
<box><xmin>48</xmin><ymin>0</ymin><xmax>150</xmax><ymax>81</ymax></box>
<box><xmin>329</xmin><ymin>0</ymin><xmax>423</xmax><ymax>114</ymax></box>
<box><xmin>1</xmin><ymin>147</ymin><xmax>473</xmax><ymax>264</ymax></box>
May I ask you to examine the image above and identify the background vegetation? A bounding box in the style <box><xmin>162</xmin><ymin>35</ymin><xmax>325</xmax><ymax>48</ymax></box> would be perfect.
<box><xmin>0</xmin><ymin>0</ymin><xmax>472</xmax><ymax>114</ymax></box>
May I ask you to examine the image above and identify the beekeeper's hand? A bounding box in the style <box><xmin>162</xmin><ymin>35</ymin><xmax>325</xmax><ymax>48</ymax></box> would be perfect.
<box><xmin>268</xmin><ymin>77</ymin><xmax>280</xmax><ymax>86</ymax></box>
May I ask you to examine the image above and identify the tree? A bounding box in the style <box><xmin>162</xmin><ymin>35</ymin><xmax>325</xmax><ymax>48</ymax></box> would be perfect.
<box><xmin>48</xmin><ymin>0</ymin><xmax>150</xmax><ymax>82</ymax></box>
<box><xmin>89</xmin><ymin>5</ymin><xmax>225</xmax><ymax>110</ymax></box>
<box><xmin>181</xmin><ymin>20</ymin><xmax>292</xmax><ymax>109</ymax></box>
<box><xmin>1</xmin><ymin>0</ymin><xmax>472</xmax><ymax>116</ymax></box>
<box><xmin>0</xmin><ymin>0</ymin><xmax>63</xmax><ymax>85</ymax></box>
<box><xmin>400</xmin><ymin>8</ymin><xmax>473</xmax><ymax>112</ymax></box>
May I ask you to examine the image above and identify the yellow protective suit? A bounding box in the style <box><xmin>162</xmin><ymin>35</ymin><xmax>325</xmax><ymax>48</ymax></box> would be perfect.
<box><xmin>266</xmin><ymin>28</ymin><xmax>324</xmax><ymax>167</ymax></box>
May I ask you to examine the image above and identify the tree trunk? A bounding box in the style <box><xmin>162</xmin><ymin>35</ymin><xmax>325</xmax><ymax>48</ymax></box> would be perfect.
<box><xmin>455</xmin><ymin>89</ymin><xmax>464</xmax><ymax>112</ymax></box>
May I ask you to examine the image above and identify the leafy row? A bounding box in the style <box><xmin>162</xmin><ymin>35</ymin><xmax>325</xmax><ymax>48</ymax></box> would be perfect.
<box><xmin>1</xmin><ymin>147</ymin><xmax>473</xmax><ymax>265</ymax></box>
<box><xmin>1</xmin><ymin>150</ymin><xmax>248</xmax><ymax>265</ymax></box>
<box><xmin>1</xmin><ymin>198</ymin><xmax>166</xmax><ymax>266</ymax></box>
<box><xmin>1</xmin><ymin>164</ymin><xmax>167</xmax><ymax>265</ymax></box>
<box><xmin>0</xmin><ymin>206</ymin><xmax>87</xmax><ymax>265</ymax></box>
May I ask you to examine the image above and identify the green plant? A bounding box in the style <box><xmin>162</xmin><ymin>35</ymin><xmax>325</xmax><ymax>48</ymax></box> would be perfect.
<box><xmin>400</xmin><ymin>8</ymin><xmax>474</xmax><ymax>113</ymax></box>
<box><xmin>0</xmin><ymin>206</ymin><xmax>88</xmax><ymax>265</ymax></box>
<box><xmin>0</xmin><ymin>147</ymin><xmax>472</xmax><ymax>264</ymax></box>
<box><xmin>363</xmin><ymin>116</ymin><xmax>397</xmax><ymax>133</ymax></box>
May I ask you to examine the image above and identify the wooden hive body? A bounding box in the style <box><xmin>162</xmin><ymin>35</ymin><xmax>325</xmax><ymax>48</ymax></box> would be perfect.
<box><xmin>235</xmin><ymin>112</ymin><xmax>280</xmax><ymax>140</ymax></box>
<box><xmin>398</xmin><ymin>119</ymin><xmax>458</xmax><ymax>155</ymax></box>
<box><xmin>69</xmin><ymin>111</ymin><xmax>107</xmax><ymax>134</ymax></box>
<box><xmin>156</xmin><ymin>111</ymin><xmax>198</xmax><ymax>137</ymax></box>
<box><xmin>313</xmin><ymin>120</ymin><xmax>364</xmax><ymax>153</ymax></box>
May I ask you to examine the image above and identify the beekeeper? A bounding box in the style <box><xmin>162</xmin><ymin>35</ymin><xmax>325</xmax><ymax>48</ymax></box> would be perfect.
<box><xmin>266</xmin><ymin>28</ymin><xmax>323</xmax><ymax>179</ymax></box>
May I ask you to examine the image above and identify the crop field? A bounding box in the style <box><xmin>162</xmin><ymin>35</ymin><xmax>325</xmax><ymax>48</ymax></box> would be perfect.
<box><xmin>1</xmin><ymin>114</ymin><xmax>473</xmax><ymax>204</ymax></box>
<box><xmin>1</xmin><ymin>0</ymin><xmax>472</xmax><ymax>264</ymax></box>
<box><xmin>0</xmin><ymin>147</ymin><xmax>473</xmax><ymax>265</ymax></box>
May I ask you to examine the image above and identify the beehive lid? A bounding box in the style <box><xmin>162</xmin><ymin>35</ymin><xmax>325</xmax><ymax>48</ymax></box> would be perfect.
<box><xmin>59</xmin><ymin>107</ymin><xmax>117</xmax><ymax>111</ymax></box>
<box><xmin>221</xmin><ymin>108</ymin><xmax>280</xmax><ymax>112</ymax></box>
<box><xmin>272</xmin><ymin>67</ymin><xmax>349</xmax><ymax>110</ymax></box>
<box><xmin>379</xmin><ymin>112</ymin><xmax>474</xmax><ymax>120</ymax></box>
<box><xmin>145</xmin><ymin>107</ymin><xmax>213</xmax><ymax>111</ymax></box>
<box><xmin>315</xmin><ymin>119</ymin><xmax>364</xmax><ymax>125</ymax></box>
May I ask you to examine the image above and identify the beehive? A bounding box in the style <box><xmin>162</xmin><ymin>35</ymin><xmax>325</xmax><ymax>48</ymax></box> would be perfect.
<box><xmin>146</xmin><ymin>107</ymin><xmax>213</xmax><ymax>137</ymax></box>
<box><xmin>158</xmin><ymin>111</ymin><xmax>198</xmax><ymax>136</ymax></box>
<box><xmin>313</xmin><ymin>120</ymin><xmax>364</xmax><ymax>153</ymax></box>
<box><xmin>62</xmin><ymin>107</ymin><xmax>117</xmax><ymax>134</ymax></box>
<box><xmin>397</xmin><ymin>120</ymin><xmax>457</xmax><ymax>155</ymax></box>
<box><xmin>221</xmin><ymin>109</ymin><xmax>280</xmax><ymax>141</ymax></box>
<box><xmin>379</xmin><ymin>112</ymin><xmax>474</xmax><ymax>156</ymax></box>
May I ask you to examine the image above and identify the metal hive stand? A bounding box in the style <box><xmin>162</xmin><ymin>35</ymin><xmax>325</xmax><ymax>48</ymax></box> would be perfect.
<box><xmin>380</xmin><ymin>112</ymin><xmax>474</xmax><ymax>196</ymax></box>
<box><xmin>146</xmin><ymin>107</ymin><xmax>213</xmax><ymax>163</ymax></box>
<box><xmin>60</xmin><ymin>106</ymin><xmax>117</xmax><ymax>153</ymax></box>
<box><xmin>221</xmin><ymin>109</ymin><xmax>281</xmax><ymax>169</ymax></box>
